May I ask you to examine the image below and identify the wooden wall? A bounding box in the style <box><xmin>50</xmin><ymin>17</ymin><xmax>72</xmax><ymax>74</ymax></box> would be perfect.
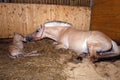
<box><xmin>5</xmin><ymin>0</ymin><xmax>90</xmax><ymax>6</ymax></box>
<box><xmin>91</xmin><ymin>0</ymin><xmax>120</xmax><ymax>42</ymax></box>
<box><xmin>0</xmin><ymin>3</ymin><xmax>91</xmax><ymax>38</ymax></box>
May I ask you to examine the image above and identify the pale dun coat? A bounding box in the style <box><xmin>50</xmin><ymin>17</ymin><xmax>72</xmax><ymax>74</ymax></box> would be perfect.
<box><xmin>8</xmin><ymin>33</ymin><xmax>39</xmax><ymax>58</ymax></box>
<box><xmin>27</xmin><ymin>21</ymin><xmax>120</xmax><ymax>62</ymax></box>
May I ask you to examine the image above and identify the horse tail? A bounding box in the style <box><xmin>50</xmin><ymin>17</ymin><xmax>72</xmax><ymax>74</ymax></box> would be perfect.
<box><xmin>112</xmin><ymin>40</ymin><xmax>120</xmax><ymax>54</ymax></box>
<box><xmin>98</xmin><ymin>40</ymin><xmax>120</xmax><ymax>58</ymax></box>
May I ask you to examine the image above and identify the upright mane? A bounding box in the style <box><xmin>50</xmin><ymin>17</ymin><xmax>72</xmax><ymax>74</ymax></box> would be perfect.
<box><xmin>42</xmin><ymin>21</ymin><xmax>73</xmax><ymax>27</ymax></box>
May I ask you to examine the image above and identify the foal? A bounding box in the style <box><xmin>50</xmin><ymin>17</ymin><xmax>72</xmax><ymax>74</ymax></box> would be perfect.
<box><xmin>8</xmin><ymin>33</ymin><xmax>39</xmax><ymax>58</ymax></box>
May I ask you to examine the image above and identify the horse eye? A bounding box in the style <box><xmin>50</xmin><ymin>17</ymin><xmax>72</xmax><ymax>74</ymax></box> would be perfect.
<box><xmin>36</xmin><ymin>30</ymin><xmax>39</xmax><ymax>33</ymax></box>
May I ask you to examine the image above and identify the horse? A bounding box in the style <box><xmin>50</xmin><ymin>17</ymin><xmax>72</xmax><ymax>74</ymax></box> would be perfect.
<box><xmin>8</xmin><ymin>33</ymin><xmax>40</xmax><ymax>58</ymax></box>
<box><xmin>26</xmin><ymin>21</ymin><xmax>120</xmax><ymax>62</ymax></box>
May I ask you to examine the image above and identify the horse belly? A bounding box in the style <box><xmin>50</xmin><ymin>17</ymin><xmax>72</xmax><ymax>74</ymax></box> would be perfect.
<box><xmin>69</xmin><ymin>40</ymin><xmax>88</xmax><ymax>55</ymax></box>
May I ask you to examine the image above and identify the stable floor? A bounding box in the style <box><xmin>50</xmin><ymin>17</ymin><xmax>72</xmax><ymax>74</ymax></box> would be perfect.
<box><xmin>0</xmin><ymin>39</ymin><xmax>120</xmax><ymax>80</ymax></box>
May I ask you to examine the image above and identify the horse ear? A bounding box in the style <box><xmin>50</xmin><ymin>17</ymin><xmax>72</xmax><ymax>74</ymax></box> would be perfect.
<box><xmin>14</xmin><ymin>32</ymin><xmax>17</xmax><ymax>35</ymax></box>
<box><xmin>13</xmin><ymin>32</ymin><xmax>20</xmax><ymax>36</ymax></box>
<box><xmin>37</xmin><ymin>25</ymin><xmax>44</xmax><ymax>30</ymax></box>
<box><xmin>40</xmin><ymin>25</ymin><xmax>43</xmax><ymax>28</ymax></box>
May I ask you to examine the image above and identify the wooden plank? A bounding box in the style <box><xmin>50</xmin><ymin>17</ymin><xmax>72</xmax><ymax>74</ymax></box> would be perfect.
<box><xmin>10</xmin><ymin>0</ymin><xmax>90</xmax><ymax>6</ymax></box>
<box><xmin>91</xmin><ymin>0</ymin><xmax>120</xmax><ymax>41</ymax></box>
<box><xmin>52</xmin><ymin>5</ymin><xmax>91</xmax><ymax>30</ymax></box>
<box><xmin>0</xmin><ymin>3</ymin><xmax>91</xmax><ymax>38</ymax></box>
<box><xmin>0</xmin><ymin>4</ymin><xmax>8</xmax><ymax>37</ymax></box>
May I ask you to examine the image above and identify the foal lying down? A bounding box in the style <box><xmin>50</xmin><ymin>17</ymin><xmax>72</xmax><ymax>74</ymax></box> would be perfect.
<box><xmin>26</xmin><ymin>21</ymin><xmax>120</xmax><ymax>62</ymax></box>
<box><xmin>8</xmin><ymin>33</ymin><xmax>40</xmax><ymax>58</ymax></box>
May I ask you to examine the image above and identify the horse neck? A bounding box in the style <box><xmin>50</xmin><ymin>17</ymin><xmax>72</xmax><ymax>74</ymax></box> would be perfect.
<box><xmin>13</xmin><ymin>39</ymin><xmax>24</xmax><ymax>49</ymax></box>
<box><xmin>44</xmin><ymin>27</ymin><xmax>68</xmax><ymax>41</ymax></box>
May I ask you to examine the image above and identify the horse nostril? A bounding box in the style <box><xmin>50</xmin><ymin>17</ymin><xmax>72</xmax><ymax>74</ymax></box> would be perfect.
<box><xmin>26</xmin><ymin>36</ymin><xmax>33</xmax><ymax>42</ymax></box>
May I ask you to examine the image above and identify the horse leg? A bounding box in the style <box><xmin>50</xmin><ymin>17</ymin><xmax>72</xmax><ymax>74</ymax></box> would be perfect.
<box><xmin>88</xmin><ymin>45</ymin><xmax>99</xmax><ymax>62</ymax></box>
<box><xmin>55</xmin><ymin>43</ymin><xmax>67</xmax><ymax>49</ymax></box>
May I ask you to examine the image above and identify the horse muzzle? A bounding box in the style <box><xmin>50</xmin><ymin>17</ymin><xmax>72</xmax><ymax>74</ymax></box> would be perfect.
<box><xmin>26</xmin><ymin>36</ymin><xmax>34</xmax><ymax>42</ymax></box>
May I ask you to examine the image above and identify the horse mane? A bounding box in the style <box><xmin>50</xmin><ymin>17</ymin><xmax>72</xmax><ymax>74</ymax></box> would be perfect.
<box><xmin>42</xmin><ymin>21</ymin><xmax>73</xmax><ymax>27</ymax></box>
